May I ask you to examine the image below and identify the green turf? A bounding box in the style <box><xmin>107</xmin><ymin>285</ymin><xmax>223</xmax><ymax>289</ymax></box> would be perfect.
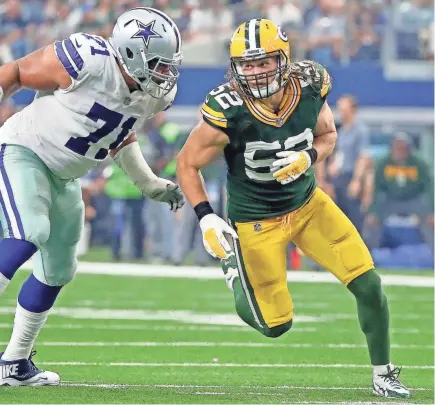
<box><xmin>0</xmin><ymin>270</ymin><xmax>433</xmax><ymax>404</ymax></box>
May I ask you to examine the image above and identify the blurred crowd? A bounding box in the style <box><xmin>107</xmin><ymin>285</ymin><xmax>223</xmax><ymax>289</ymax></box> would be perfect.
<box><xmin>0</xmin><ymin>0</ymin><xmax>433</xmax><ymax>68</ymax></box>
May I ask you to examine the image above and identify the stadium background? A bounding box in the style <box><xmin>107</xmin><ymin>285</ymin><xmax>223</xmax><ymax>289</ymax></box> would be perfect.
<box><xmin>0</xmin><ymin>0</ymin><xmax>433</xmax><ymax>269</ymax></box>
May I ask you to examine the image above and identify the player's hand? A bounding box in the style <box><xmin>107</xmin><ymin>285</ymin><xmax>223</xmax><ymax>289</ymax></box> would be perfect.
<box><xmin>272</xmin><ymin>151</ymin><xmax>312</xmax><ymax>185</ymax></box>
<box><xmin>146</xmin><ymin>178</ymin><xmax>185</xmax><ymax>212</ymax></box>
<box><xmin>199</xmin><ymin>213</ymin><xmax>238</xmax><ymax>259</ymax></box>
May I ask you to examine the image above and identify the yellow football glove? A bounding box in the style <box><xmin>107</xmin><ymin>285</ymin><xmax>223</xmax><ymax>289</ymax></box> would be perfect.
<box><xmin>199</xmin><ymin>213</ymin><xmax>238</xmax><ymax>259</ymax></box>
<box><xmin>272</xmin><ymin>151</ymin><xmax>312</xmax><ymax>185</ymax></box>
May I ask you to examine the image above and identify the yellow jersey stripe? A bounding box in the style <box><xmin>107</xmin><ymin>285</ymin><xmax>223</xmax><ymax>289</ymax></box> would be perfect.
<box><xmin>201</xmin><ymin>109</ymin><xmax>227</xmax><ymax>122</ymax></box>
<box><xmin>201</xmin><ymin>103</ymin><xmax>226</xmax><ymax>119</ymax></box>
<box><xmin>203</xmin><ymin>117</ymin><xmax>228</xmax><ymax>129</ymax></box>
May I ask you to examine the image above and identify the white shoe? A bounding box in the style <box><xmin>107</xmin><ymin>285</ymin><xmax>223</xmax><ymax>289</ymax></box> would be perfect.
<box><xmin>0</xmin><ymin>351</ymin><xmax>60</xmax><ymax>386</ymax></box>
<box><xmin>373</xmin><ymin>364</ymin><xmax>410</xmax><ymax>398</ymax></box>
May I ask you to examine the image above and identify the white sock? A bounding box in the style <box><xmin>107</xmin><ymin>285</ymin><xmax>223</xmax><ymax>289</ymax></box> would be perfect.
<box><xmin>0</xmin><ymin>273</ymin><xmax>10</xmax><ymax>294</ymax></box>
<box><xmin>373</xmin><ymin>363</ymin><xmax>393</xmax><ymax>375</ymax></box>
<box><xmin>2</xmin><ymin>303</ymin><xmax>49</xmax><ymax>361</ymax></box>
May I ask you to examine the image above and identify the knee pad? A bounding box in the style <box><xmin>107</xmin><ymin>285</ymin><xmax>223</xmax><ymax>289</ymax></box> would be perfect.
<box><xmin>33</xmin><ymin>200</ymin><xmax>84</xmax><ymax>287</ymax></box>
<box><xmin>24</xmin><ymin>214</ymin><xmax>50</xmax><ymax>248</ymax></box>
<box><xmin>348</xmin><ymin>270</ymin><xmax>384</xmax><ymax>307</ymax></box>
<box><xmin>261</xmin><ymin>319</ymin><xmax>293</xmax><ymax>338</ymax></box>
<box><xmin>33</xmin><ymin>248</ymin><xmax>78</xmax><ymax>287</ymax></box>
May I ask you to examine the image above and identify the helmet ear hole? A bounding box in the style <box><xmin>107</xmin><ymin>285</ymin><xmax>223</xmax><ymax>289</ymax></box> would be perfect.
<box><xmin>126</xmin><ymin>47</ymin><xmax>134</xmax><ymax>59</ymax></box>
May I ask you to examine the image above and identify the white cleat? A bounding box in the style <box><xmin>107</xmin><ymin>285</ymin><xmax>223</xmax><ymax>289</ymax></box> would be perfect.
<box><xmin>373</xmin><ymin>364</ymin><xmax>410</xmax><ymax>399</ymax></box>
<box><xmin>0</xmin><ymin>351</ymin><xmax>60</xmax><ymax>386</ymax></box>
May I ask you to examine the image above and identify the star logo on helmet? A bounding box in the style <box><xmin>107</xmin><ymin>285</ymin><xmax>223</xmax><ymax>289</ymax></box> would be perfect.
<box><xmin>131</xmin><ymin>20</ymin><xmax>162</xmax><ymax>47</ymax></box>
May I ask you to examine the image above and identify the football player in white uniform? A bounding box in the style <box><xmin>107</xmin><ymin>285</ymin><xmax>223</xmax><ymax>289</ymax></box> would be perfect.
<box><xmin>0</xmin><ymin>7</ymin><xmax>185</xmax><ymax>386</ymax></box>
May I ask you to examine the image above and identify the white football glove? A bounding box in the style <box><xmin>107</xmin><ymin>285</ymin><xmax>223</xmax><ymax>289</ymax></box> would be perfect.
<box><xmin>199</xmin><ymin>213</ymin><xmax>238</xmax><ymax>259</ymax></box>
<box><xmin>146</xmin><ymin>178</ymin><xmax>185</xmax><ymax>212</ymax></box>
<box><xmin>272</xmin><ymin>150</ymin><xmax>312</xmax><ymax>185</ymax></box>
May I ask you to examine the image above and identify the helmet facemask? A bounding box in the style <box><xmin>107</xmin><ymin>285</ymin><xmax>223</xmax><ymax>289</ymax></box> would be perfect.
<box><xmin>136</xmin><ymin>49</ymin><xmax>182</xmax><ymax>98</ymax></box>
<box><xmin>230</xmin><ymin>49</ymin><xmax>290</xmax><ymax>100</ymax></box>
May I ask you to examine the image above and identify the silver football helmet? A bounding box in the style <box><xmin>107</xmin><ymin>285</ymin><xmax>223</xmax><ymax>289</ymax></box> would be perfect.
<box><xmin>109</xmin><ymin>7</ymin><xmax>183</xmax><ymax>98</ymax></box>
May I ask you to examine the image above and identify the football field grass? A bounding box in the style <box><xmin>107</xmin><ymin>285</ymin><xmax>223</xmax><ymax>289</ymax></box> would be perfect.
<box><xmin>0</xmin><ymin>266</ymin><xmax>433</xmax><ymax>404</ymax></box>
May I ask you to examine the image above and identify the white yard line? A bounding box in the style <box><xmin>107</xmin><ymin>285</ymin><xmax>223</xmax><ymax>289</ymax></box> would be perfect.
<box><xmin>0</xmin><ymin>322</ymin><xmax>429</xmax><ymax>335</ymax></box>
<box><xmin>18</xmin><ymin>261</ymin><xmax>435</xmax><ymax>287</ymax></box>
<box><xmin>0</xmin><ymin>306</ymin><xmax>430</xmax><ymax>325</ymax></box>
<box><xmin>0</xmin><ymin>307</ymin><xmax>319</xmax><ymax>325</ymax></box>
<box><xmin>60</xmin><ymin>382</ymin><xmax>433</xmax><ymax>391</ymax></box>
<box><xmin>38</xmin><ymin>361</ymin><xmax>434</xmax><ymax>369</ymax></box>
<box><xmin>5</xmin><ymin>341</ymin><xmax>432</xmax><ymax>349</ymax></box>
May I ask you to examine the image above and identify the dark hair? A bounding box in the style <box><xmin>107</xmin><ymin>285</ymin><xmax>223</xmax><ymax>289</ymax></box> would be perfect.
<box><xmin>340</xmin><ymin>94</ymin><xmax>359</xmax><ymax>110</ymax></box>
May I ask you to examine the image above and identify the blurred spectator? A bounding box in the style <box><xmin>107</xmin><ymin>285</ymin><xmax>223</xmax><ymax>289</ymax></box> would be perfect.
<box><xmin>145</xmin><ymin>112</ymin><xmax>183</xmax><ymax>263</ymax></box>
<box><xmin>305</xmin><ymin>0</ymin><xmax>346</xmax><ymax>66</ymax></box>
<box><xmin>327</xmin><ymin>95</ymin><xmax>372</xmax><ymax>232</ymax></box>
<box><xmin>365</xmin><ymin>134</ymin><xmax>434</xmax><ymax>250</ymax></box>
<box><xmin>0</xmin><ymin>0</ymin><xmax>28</xmax><ymax>62</ymax></box>
<box><xmin>233</xmin><ymin>0</ymin><xmax>263</xmax><ymax>26</ymax></box>
<box><xmin>103</xmin><ymin>156</ymin><xmax>146</xmax><ymax>262</ymax></box>
<box><xmin>394</xmin><ymin>0</ymin><xmax>434</xmax><ymax>59</ymax></box>
<box><xmin>2</xmin><ymin>0</ymin><xmax>432</xmax><ymax>69</ymax></box>
<box><xmin>348</xmin><ymin>1</ymin><xmax>386</xmax><ymax>61</ymax></box>
<box><xmin>188</xmin><ymin>0</ymin><xmax>234</xmax><ymax>41</ymax></box>
<box><xmin>77</xmin><ymin>171</ymin><xmax>98</xmax><ymax>257</ymax></box>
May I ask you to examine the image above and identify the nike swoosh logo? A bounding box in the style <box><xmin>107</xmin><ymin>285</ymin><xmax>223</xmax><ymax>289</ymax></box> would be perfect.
<box><xmin>74</xmin><ymin>38</ymin><xmax>82</xmax><ymax>48</ymax></box>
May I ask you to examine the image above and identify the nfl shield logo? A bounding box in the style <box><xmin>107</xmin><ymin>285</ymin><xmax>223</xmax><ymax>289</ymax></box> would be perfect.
<box><xmin>254</xmin><ymin>223</ymin><xmax>262</xmax><ymax>232</ymax></box>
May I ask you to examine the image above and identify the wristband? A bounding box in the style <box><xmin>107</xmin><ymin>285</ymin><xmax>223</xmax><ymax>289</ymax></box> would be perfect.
<box><xmin>0</xmin><ymin>86</ymin><xmax>4</xmax><ymax>103</ymax></box>
<box><xmin>306</xmin><ymin>148</ymin><xmax>318</xmax><ymax>165</ymax></box>
<box><xmin>194</xmin><ymin>201</ymin><xmax>214</xmax><ymax>221</ymax></box>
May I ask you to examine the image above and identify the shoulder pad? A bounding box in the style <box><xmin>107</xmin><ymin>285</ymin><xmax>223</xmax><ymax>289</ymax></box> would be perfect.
<box><xmin>201</xmin><ymin>83</ymin><xmax>244</xmax><ymax>130</ymax></box>
<box><xmin>290</xmin><ymin>60</ymin><xmax>332</xmax><ymax>99</ymax></box>
<box><xmin>54</xmin><ymin>32</ymin><xmax>109</xmax><ymax>90</ymax></box>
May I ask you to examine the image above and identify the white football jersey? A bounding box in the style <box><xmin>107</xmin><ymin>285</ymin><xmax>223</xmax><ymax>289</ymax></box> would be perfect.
<box><xmin>0</xmin><ymin>32</ymin><xmax>176</xmax><ymax>179</ymax></box>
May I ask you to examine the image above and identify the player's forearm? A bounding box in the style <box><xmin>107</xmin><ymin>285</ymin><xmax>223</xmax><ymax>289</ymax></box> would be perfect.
<box><xmin>176</xmin><ymin>159</ymin><xmax>209</xmax><ymax>208</ymax></box>
<box><xmin>111</xmin><ymin>140</ymin><xmax>159</xmax><ymax>194</ymax></box>
<box><xmin>0</xmin><ymin>62</ymin><xmax>21</xmax><ymax>101</ymax></box>
<box><xmin>313</xmin><ymin>130</ymin><xmax>337</xmax><ymax>164</ymax></box>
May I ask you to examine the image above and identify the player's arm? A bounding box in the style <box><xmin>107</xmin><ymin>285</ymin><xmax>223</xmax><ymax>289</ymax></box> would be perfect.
<box><xmin>0</xmin><ymin>45</ymin><xmax>72</xmax><ymax>102</ymax></box>
<box><xmin>109</xmin><ymin>132</ymin><xmax>185</xmax><ymax>212</ymax></box>
<box><xmin>177</xmin><ymin>120</ymin><xmax>238</xmax><ymax>259</ymax></box>
<box><xmin>177</xmin><ymin>120</ymin><xmax>228</xmax><ymax>207</ymax></box>
<box><xmin>312</xmin><ymin>101</ymin><xmax>337</xmax><ymax>163</ymax></box>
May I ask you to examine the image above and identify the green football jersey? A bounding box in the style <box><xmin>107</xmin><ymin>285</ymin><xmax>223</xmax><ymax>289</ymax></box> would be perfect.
<box><xmin>200</xmin><ymin>60</ymin><xmax>332</xmax><ymax>222</ymax></box>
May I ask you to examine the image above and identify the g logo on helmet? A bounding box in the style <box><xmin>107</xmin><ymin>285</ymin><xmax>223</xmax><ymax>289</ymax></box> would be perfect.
<box><xmin>277</xmin><ymin>26</ymin><xmax>288</xmax><ymax>42</ymax></box>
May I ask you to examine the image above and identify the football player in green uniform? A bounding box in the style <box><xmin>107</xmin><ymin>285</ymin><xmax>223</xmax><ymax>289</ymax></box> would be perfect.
<box><xmin>177</xmin><ymin>18</ymin><xmax>410</xmax><ymax>398</ymax></box>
